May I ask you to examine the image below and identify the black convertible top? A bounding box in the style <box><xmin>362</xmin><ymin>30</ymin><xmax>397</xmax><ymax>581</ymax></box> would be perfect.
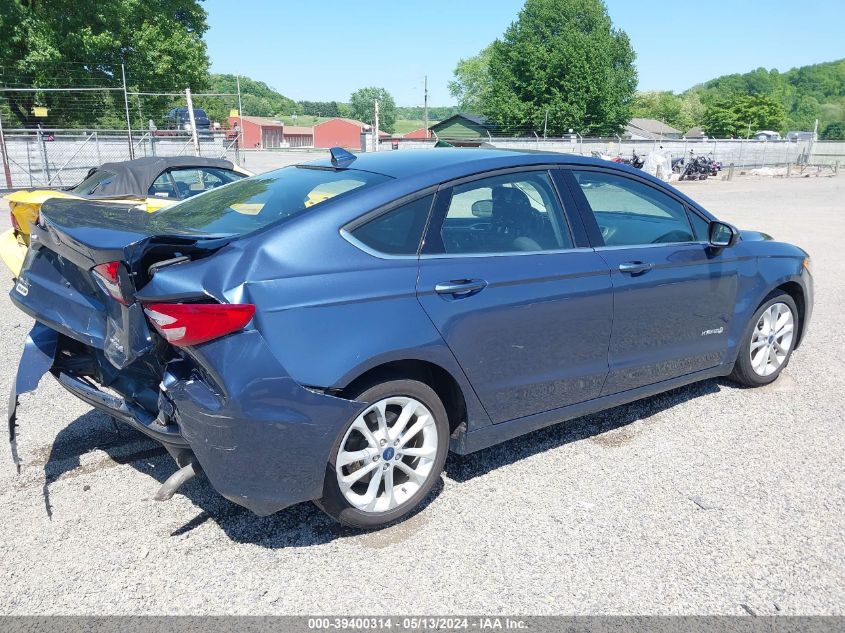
<box><xmin>81</xmin><ymin>156</ymin><xmax>237</xmax><ymax>198</ymax></box>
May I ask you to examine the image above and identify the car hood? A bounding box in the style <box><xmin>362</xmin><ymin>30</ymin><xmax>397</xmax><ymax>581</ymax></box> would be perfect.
<box><xmin>739</xmin><ymin>229</ymin><xmax>774</xmax><ymax>242</ymax></box>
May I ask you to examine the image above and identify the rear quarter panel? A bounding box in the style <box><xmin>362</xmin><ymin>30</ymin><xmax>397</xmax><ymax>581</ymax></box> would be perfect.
<box><xmin>140</xmin><ymin>186</ymin><xmax>494</xmax><ymax>431</ymax></box>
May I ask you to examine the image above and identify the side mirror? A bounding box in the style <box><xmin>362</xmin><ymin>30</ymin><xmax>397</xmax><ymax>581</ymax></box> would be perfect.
<box><xmin>471</xmin><ymin>199</ymin><xmax>493</xmax><ymax>218</ymax></box>
<box><xmin>709</xmin><ymin>221</ymin><xmax>739</xmax><ymax>248</ymax></box>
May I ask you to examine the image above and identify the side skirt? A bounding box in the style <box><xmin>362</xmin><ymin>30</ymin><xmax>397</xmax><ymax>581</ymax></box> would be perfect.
<box><xmin>449</xmin><ymin>364</ymin><xmax>733</xmax><ymax>455</ymax></box>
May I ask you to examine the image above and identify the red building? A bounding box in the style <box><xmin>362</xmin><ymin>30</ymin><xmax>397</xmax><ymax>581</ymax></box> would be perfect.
<box><xmin>227</xmin><ymin>116</ymin><xmax>314</xmax><ymax>149</ymax></box>
<box><xmin>283</xmin><ymin>125</ymin><xmax>315</xmax><ymax>148</ymax></box>
<box><xmin>313</xmin><ymin>117</ymin><xmax>389</xmax><ymax>149</ymax></box>
<box><xmin>402</xmin><ymin>127</ymin><xmax>431</xmax><ymax>139</ymax></box>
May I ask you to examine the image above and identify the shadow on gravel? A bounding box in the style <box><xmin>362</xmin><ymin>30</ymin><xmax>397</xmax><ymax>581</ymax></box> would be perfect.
<box><xmin>40</xmin><ymin>377</ymin><xmax>719</xmax><ymax>544</ymax></box>
<box><xmin>40</xmin><ymin>410</ymin><xmax>167</xmax><ymax>519</ymax></box>
<box><xmin>445</xmin><ymin>378</ymin><xmax>721</xmax><ymax>482</ymax></box>
<box><xmin>41</xmin><ymin>408</ymin><xmax>444</xmax><ymax>548</ymax></box>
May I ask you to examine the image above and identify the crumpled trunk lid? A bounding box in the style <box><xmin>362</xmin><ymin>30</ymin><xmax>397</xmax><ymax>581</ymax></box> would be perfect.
<box><xmin>11</xmin><ymin>197</ymin><xmax>230</xmax><ymax>368</ymax></box>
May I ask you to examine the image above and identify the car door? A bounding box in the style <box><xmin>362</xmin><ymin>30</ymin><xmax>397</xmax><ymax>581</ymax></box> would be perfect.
<box><xmin>564</xmin><ymin>167</ymin><xmax>739</xmax><ymax>395</ymax></box>
<box><xmin>416</xmin><ymin>168</ymin><xmax>613</xmax><ymax>424</ymax></box>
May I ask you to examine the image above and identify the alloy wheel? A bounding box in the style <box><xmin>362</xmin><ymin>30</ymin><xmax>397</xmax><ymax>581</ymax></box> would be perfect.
<box><xmin>750</xmin><ymin>302</ymin><xmax>794</xmax><ymax>377</ymax></box>
<box><xmin>335</xmin><ymin>397</ymin><xmax>438</xmax><ymax>513</ymax></box>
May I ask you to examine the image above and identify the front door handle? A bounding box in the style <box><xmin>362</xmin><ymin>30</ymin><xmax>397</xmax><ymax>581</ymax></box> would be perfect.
<box><xmin>434</xmin><ymin>279</ymin><xmax>488</xmax><ymax>298</ymax></box>
<box><xmin>618</xmin><ymin>261</ymin><xmax>654</xmax><ymax>274</ymax></box>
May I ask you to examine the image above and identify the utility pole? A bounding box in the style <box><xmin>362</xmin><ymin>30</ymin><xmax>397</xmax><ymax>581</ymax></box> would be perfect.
<box><xmin>121</xmin><ymin>63</ymin><xmax>135</xmax><ymax>159</ymax></box>
<box><xmin>424</xmin><ymin>75</ymin><xmax>429</xmax><ymax>139</ymax></box>
<box><xmin>543</xmin><ymin>110</ymin><xmax>548</xmax><ymax>140</ymax></box>
<box><xmin>185</xmin><ymin>88</ymin><xmax>200</xmax><ymax>156</ymax></box>
<box><xmin>373</xmin><ymin>99</ymin><xmax>380</xmax><ymax>152</ymax></box>
<box><xmin>0</xmin><ymin>110</ymin><xmax>12</xmax><ymax>188</ymax></box>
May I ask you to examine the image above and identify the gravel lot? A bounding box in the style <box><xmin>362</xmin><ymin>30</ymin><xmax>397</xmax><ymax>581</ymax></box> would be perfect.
<box><xmin>0</xmin><ymin>174</ymin><xmax>842</xmax><ymax>615</ymax></box>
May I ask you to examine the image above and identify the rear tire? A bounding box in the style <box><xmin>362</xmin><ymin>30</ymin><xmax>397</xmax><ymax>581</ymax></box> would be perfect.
<box><xmin>729</xmin><ymin>292</ymin><xmax>799</xmax><ymax>387</ymax></box>
<box><xmin>314</xmin><ymin>379</ymin><xmax>449</xmax><ymax>529</ymax></box>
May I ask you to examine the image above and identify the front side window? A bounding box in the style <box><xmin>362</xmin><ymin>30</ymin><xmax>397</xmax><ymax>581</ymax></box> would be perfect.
<box><xmin>350</xmin><ymin>195</ymin><xmax>434</xmax><ymax>255</ymax></box>
<box><xmin>161</xmin><ymin>167</ymin><xmax>243</xmax><ymax>199</ymax></box>
<box><xmin>149</xmin><ymin>172</ymin><xmax>178</xmax><ymax>199</ymax></box>
<box><xmin>71</xmin><ymin>170</ymin><xmax>116</xmax><ymax>196</ymax></box>
<box><xmin>438</xmin><ymin>171</ymin><xmax>571</xmax><ymax>255</ymax></box>
<box><xmin>149</xmin><ymin>166</ymin><xmax>391</xmax><ymax>237</ymax></box>
<box><xmin>573</xmin><ymin>171</ymin><xmax>694</xmax><ymax>246</ymax></box>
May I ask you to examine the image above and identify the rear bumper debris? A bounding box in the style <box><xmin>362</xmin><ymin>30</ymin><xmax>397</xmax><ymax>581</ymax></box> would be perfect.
<box><xmin>8</xmin><ymin>323</ymin><xmax>58</xmax><ymax>472</ymax></box>
<box><xmin>9</xmin><ymin>323</ymin><xmax>363</xmax><ymax>516</ymax></box>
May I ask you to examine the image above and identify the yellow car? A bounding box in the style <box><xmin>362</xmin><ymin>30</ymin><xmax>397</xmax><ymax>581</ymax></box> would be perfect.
<box><xmin>2</xmin><ymin>156</ymin><xmax>251</xmax><ymax>276</ymax></box>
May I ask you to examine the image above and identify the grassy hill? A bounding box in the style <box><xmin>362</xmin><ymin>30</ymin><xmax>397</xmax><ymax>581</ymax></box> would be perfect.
<box><xmin>691</xmin><ymin>59</ymin><xmax>845</xmax><ymax>132</ymax></box>
<box><xmin>633</xmin><ymin>58</ymin><xmax>845</xmax><ymax>138</ymax></box>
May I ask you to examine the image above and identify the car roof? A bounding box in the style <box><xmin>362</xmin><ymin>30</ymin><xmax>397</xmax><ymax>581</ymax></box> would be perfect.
<box><xmin>293</xmin><ymin>148</ymin><xmax>716</xmax><ymax>224</ymax></box>
<box><xmin>83</xmin><ymin>156</ymin><xmax>236</xmax><ymax>198</ymax></box>
<box><xmin>304</xmin><ymin>148</ymin><xmax>610</xmax><ymax>181</ymax></box>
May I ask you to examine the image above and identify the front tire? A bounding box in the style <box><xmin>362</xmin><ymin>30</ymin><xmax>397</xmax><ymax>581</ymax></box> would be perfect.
<box><xmin>315</xmin><ymin>379</ymin><xmax>449</xmax><ymax>529</ymax></box>
<box><xmin>729</xmin><ymin>292</ymin><xmax>798</xmax><ymax>387</ymax></box>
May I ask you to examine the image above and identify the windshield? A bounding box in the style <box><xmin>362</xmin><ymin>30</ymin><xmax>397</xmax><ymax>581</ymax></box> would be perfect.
<box><xmin>149</xmin><ymin>166</ymin><xmax>391</xmax><ymax>237</ymax></box>
<box><xmin>71</xmin><ymin>170</ymin><xmax>116</xmax><ymax>195</ymax></box>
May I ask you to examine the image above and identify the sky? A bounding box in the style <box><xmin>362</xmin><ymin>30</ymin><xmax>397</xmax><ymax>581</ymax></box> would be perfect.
<box><xmin>204</xmin><ymin>0</ymin><xmax>845</xmax><ymax>107</ymax></box>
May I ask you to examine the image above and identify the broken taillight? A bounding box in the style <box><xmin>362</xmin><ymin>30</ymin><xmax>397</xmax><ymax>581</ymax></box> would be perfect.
<box><xmin>143</xmin><ymin>303</ymin><xmax>256</xmax><ymax>347</ymax></box>
<box><xmin>91</xmin><ymin>261</ymin><xmax>129</xmax><ymax>305</ymax></box>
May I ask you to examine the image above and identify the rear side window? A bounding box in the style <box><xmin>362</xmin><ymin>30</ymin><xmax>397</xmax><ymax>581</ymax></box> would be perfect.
<box><xmin>150</xmin><ymin>166</ymin><xmax>391</xmax><ymax>237</ymax></box>
<box><xmin>350</xmin><ymin>195</ymin><xmax>434</xmax><ymax>255</ymax></box>
<box><xmin>438</xmin><ymin>171</ymin><xmax>571</xmax><ymax>254</ymax></box>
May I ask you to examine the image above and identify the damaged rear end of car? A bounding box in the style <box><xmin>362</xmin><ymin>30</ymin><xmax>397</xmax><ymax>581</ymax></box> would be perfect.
<box><xmin>8</xmin><ymin>190</ymin><xmax>364</xmax><ymax>516</ymax></box>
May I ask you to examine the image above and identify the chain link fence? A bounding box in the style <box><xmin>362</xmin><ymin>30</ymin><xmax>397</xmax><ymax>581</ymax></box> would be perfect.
<box><xmin>0</xmin><ymin>61</ymin><xmax>247</xmax><ymax>189</ymax></box>
<box><xmin>0</xmin><ymin>127</ymin><xmax>242</xmax><ymax>189</ymax></box>
<box><xmin>391</xmin><ymin>136</ymin><xmax>844</xmax><ymax>172</ymax></box>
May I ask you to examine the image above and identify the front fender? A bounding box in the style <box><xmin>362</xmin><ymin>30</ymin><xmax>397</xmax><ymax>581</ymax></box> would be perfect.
<box><xmin>727</xmin><ymin>250</ymin><xmax>812</xmax><ymax>364</ymax></box>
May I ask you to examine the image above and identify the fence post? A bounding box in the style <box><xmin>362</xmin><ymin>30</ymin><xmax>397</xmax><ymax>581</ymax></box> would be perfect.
<box><xmin>121</xmin><ymin>64</ymin><xmax>134</xmax><ymax>160</ymax></box>
<box><xmin>0</xmin><ymin>110</ymin><xmax>12</xmax><ymax>188</ymax></box>
<box><xmin>185</xmin><ymin>88</ymin><xmax>201</xmax><ymax>156</ymax></box>
<box><xmin>37</xmin><ymin>125</ymin><xmax>51</xmax><ymax>185</ymax></box>
<box><xmin>94</xmin><ymin>131</ymin><xmax>102</xmax><ymax>165</ymax></box>
<box><xmin>25</xmin><ymin>138</ymin><xmax>33</xmax><ymax>187</ymax></box>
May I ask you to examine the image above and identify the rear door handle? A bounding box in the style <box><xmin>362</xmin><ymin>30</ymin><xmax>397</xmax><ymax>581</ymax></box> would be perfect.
<box><xmin>434</xmin><ymin>279</ymin><xmax>487</xmax><ymax>298</ymax></box>
<box><xmin>618</xmin><ymin>261</ymin><xmax>654</xmax><ymax>274</ymax></box>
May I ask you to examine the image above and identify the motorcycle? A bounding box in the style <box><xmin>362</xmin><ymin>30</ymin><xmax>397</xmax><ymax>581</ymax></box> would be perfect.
<box><xmin>678</xmin><ymin>151</ymin><xmax>709</xmax><ymax>181</ymax></box>
<box><xmin>612</xmin><ymin>151</ymin><xmax>644</xmax><ymax>169</ymax></box>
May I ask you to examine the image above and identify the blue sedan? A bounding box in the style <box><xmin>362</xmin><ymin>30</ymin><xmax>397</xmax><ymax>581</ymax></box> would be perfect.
<box><xmin>9</xmin><ymin>148</ymin><xmax>812</xmax><ymax>528</ymax></box>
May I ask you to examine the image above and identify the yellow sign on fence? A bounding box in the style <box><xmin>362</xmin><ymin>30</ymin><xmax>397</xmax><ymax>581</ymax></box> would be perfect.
<box><xmin>32</xmin><ymin>106</ymin><xmax>48</xmax><ymax>118</ymax></box>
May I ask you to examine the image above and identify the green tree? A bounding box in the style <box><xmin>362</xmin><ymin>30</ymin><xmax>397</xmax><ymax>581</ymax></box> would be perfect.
<box><xmin>297</xmin><ymin>101</ymin><xmax>345</xmax><ymax>118</ymax></box>
<box><xmin>630</xmin><ymin>91</ymin><xmax>702</xmax><ymax>131</ymax></box>
<box><xmin>479</xmin><ymin>0</ymin><xmax>637</xmax><ymax>136</ymax></box>
<box><xmin>788</xmin><ymin>95</ymin><xmax>820</xmax><ymax>131</ymax></box>
<box><xmin>0</xmin><ymin>0</ymin><xmax>209</xmax><ymax>127</ymax></box>
<box><xmin>195</xmin><ymin>74</ymin><xmax>296</xmax><ymax>125</ymax></box>
<box><xmin>448</xmin><ymin>45</ymin><xmax>493</xmax><ymax>112</ymax></box>
<box><xmin>820</xmin><ymin>121</ymin><xmax>845</xmax><ymax>140</ymax></box>
<box><xmin>349</xmin><ymin>87</ymin><xmax>396</xmax><ymax>133</ymax></box>
<box><xmin>702</xmin><ymin>94</ymin><xmax>787</xmax><ymax>138</ymax></box>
